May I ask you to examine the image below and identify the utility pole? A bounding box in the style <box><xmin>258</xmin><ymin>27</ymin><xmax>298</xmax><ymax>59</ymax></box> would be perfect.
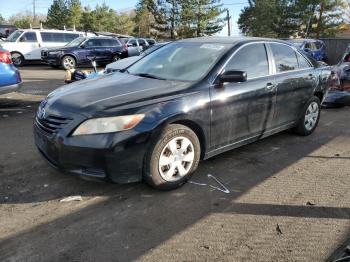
<box><xmin>33</xmin><ymin>0</ymin><xmax>36</xmax><ymax>24</ymax></box>
<box><xmin>226</xmin><ymin>9</ymin><xmax>231</xmax><ymax>36</ymax></box>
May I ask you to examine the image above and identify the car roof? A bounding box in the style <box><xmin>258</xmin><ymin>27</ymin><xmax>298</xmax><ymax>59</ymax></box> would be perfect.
<box><xmin>178</xmin><ymin>36</ymin><xmax>292</xmax><ymax>46</ymax></box>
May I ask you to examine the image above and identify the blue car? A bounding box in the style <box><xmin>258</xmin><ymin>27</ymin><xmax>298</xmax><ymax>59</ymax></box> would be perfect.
<box><xmin>288</xmin><ymin>39</ymin><xmax>328</xmax><ymax>62</ymax></box>
<box><xmin>0</xmin><ymin>48</ymin><xmax>21</xmax><ymax>94</ymax></box>
<box><xmin>41</xmin><ymin>36</ymin><xmax>128</xmax><ymax>70</ymax></box>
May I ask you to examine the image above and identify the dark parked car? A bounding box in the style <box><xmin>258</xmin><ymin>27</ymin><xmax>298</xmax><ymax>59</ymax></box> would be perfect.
<box><xmin>146</xmin><ymin>38</ymin><xmax>157</xmax><ymax>46</ymax></box>
<box><xmin>288</xmin><ymin>39</ymin><xmax>328</xmax><ymax>62</ymax></box>
<box><xmin>0</xmin><ymin>24</ymin><xmax>17</xmax><ymax>39</ymax></box>
<box><xmin>41</xmin><ymin>36</ymin><xmax>128</xmax><ymax>70</ymax></box>
<box><xmin>34</xmin><ymin>37</ymin><xmax>330</xmax><ymax>190</ymax></box>
<box><xmin>105</xmin><ymin>42</ymin><xmax>169</xmax><ymax>73</ymax></box>
<box><xmin>322</xmin><ymin>44</ymin><xmax>350</xmax><ymax>108</ymax></box>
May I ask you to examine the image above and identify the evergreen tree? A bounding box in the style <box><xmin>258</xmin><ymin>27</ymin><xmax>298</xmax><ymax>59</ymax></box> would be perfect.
<box><xmin>134</xmin><ymin>0</ymin><xmax>154</xmax><ymax>37</ymax></box>
<box><xmin>68</xmin><ymin>0</ymin><xmax>83</xmax><ymax>29</ymax></box>
<box><xmin>147</xmin><ymin>0</ymin><xmax>182</xmax><ymax>39</ymax></box>
<box><xmin>238</xmin><ymin>0</ymin><xmax>345</xmax><ymax>38</ymax></box>
<box><xmin>46</xmin><ymin>0</ymin><xmax>69</xmax><ymax>29</ymax></box>
<box><xmin>181</xmin><ymin>0</ymin><xmax>224</xmax><ymax>38</ymax></box>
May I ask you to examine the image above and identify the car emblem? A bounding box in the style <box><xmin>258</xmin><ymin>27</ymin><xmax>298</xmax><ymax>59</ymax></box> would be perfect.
<box><xmin>37</xmin><ymin>99</ymin><xmax>48</xmax><ymax>119</ymax></box>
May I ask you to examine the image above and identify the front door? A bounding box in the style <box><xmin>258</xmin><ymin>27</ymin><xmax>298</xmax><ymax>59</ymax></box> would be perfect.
<box><xmin>18</xmin><ymin>32</ymin><xmax>41</xmax><ymax>60</ymax></box>
<box><xmin>210</xmin><ymin>43</ymin><xmax>276</xmax><ymax>149</ymax></box>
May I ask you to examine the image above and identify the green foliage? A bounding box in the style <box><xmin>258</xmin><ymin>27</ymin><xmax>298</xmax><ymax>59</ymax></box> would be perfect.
<box><xmin>0</xmin><ymin>14</ymin><xmax>5</xmax><ymax>24</ymax></box>
<box><xmin>238</xmin><ymin>0</ymin><xmax>345</xmax><ymax>38</ymax></box>
<box><xmin>45</xmin><ymin>0</ymin><xmax>70</xmax><ymax>29</ymax></box>
<box><xmin>180</xmin><ymin>0</ymin><xmax>224</xmax><ymax>38</ymax></box>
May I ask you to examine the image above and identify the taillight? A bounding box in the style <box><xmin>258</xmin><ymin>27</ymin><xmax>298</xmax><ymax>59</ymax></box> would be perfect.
<box><xmin>0</xmin><ymin>50</ymin><xmax>12</xmax><ymax>64</ymax></box>
<box><xmin>123</xmin><ymin>44</ymin><xmax>128</xmax><ymax>51</ymax></box>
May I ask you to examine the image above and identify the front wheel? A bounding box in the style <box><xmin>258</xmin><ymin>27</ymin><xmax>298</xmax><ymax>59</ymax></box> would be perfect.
<box><xmin>293</xmin><ymin>96</ymin><xmax>321</xmax><ymax>136</ymax></box>
<box><xmin>143</xmin><ymin>124</ymin><xmax>201</xmax><ymax>190</ymax></box>
<box><xmin>61</xmin><ymin>55</ymin><xmax>76</xmax><ymax>70</ymax></box>
<box><xmin>11</xmin><ymin>52</ymin><xmax>25</xmax><ymax>67</ymax></box>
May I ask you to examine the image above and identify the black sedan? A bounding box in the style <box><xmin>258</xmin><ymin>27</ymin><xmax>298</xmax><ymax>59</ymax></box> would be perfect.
<box><xmin>41</xmin><ymin>36</ymin><xmax>128</xmax><ymax>70</ymax></box>
<box><xmin>34</xmin><ymin>37</ymin><xmax>331</xmax><ymax>190</ymax></box>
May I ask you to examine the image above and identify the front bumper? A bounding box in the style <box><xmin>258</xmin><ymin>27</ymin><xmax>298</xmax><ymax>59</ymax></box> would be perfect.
<box><xmin>33</xmin><ymin>118</ymin><xmax>151</xmax><ymax>184</ymax></box>
<box><xmin>41</xmin><ymin>53</ymin><xmax>61</xmax><ymax>66</ymax></box>
<box><xmin>0</xmin><ymin>82</ymin><xmax>21</xmax><ymax>95</ymax></box>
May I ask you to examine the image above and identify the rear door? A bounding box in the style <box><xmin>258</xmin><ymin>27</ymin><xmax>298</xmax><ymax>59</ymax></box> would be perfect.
<box><xmin>269</xmin><ymin>43</ymin><xmax>315</xmax><ymax>126</ymax></box>
<box><xmin>210</xmin><ymin>42</ymin><xmax>276</xmax><ymax>148</ymax></box>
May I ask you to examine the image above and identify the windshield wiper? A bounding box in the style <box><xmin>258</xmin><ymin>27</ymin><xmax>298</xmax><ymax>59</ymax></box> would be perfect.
<box><xmin>134</xmin><ymin>73</ymin><xmax>165</xmax><ymax>80</ymax></box>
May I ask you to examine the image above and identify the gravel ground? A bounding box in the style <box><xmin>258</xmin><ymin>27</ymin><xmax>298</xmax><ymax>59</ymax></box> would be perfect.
<box><xmin>0</xmin><ymin>66</ymin><xmax>349</xmax><ymax>262</ymax></box>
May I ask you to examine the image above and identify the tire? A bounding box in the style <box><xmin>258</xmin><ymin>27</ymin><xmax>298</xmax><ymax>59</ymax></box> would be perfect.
<box><xmin>112</xmin><ymin>54</ymin><xmax>121</xmax><ymax>61</ymax></box>
<box><xmin>143</xmin><ymin>124</ymin><xmax>201</xmax><ymax>190</ymax></box>
<box><xmin>61</xmin><ymin>55</ymin><xmax>76</xmax><ymax>70</ymax></box>
<box><xmin>11</xmin><ymin>52</ymin><xmax>25</xmax><ymax>67</ymax></box>
<box><xmin>293</xmin><ymin>96</ymin><xmax>321</xmax><ymax>136</ymax></box>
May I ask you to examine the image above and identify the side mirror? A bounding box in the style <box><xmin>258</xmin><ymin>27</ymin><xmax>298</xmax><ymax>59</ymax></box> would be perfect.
<box><xmin>219</xmin><ymin>70</ymin><xmax>247</xmax><ymax>83</ymax></box>
<box><xmin>304</xmin><ymin>48</ymin><xmax>311</xmax><ymax>53</ymax></box>
<box><xmin>80</xmin><ymin>44</ymin><xmax>85</xmax><ymax>48</ymax></box>
<box><xmin>127</xmin><ymin>43</ymin><xmax>133</xmax><ymax>47</ymax></box>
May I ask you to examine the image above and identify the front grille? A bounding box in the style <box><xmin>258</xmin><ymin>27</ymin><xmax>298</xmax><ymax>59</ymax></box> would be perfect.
<box><xmin>35</xmin><ymin>115</ymin><xmax>71</xmax><ymax>135</ymax></box>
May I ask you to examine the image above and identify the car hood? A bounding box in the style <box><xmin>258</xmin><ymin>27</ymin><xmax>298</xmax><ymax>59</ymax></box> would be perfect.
<box><xmin>105</xmin><ymin>56</ymin><xmax>141</xmax><ymax>71</ymax></box>
<box><xmin>46</xmin><ymin>72</ymin><xmax>192</xmax><ymax>116</ymax></box>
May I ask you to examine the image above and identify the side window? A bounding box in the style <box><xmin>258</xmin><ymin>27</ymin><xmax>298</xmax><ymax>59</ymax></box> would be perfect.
<box><xmin>41</xmin><ymin>32</ymin><xmax>53</xmax><ymax>42</ymax></box>
<box><xmin>270</xmin><ymin>43</ymin><xmax>299</xmax><ymax>72</ymax></box>
<box><xmin>296</xmin><ymin>52</ymin><xmax>312</xmax><ymax>69</ymax></box>
<box><xmin>20</xmin><ymin>32</ymin><xmax>37</xmax><ymax>42</ymax></box>
<box><xmin>225</xmin><ymin>43</ymin><xmax>269</xmax><ymax>79</ymax></box>
<box><xmin>138</xmin><ymin>39</ymin><xmax>147</xmax><ymax>47</ymax></box>
<box><xmin>64</xmin><ymin>33</ymin><xmax>79</xmax><ymax>42</ymax></box>
<box><xmin>85</xmin><ymin>39</ymin><xmax>102</xmax><ymax>47</ymax></box>
<box><xmin>128</xmin><ymin>39</ymin><xmax>138</xmax><ymax>47</ymax></box>
<box><xmin>51</xmin><ymin>33</ymin><xmax>64</xmax><ymax>42</ymax></box>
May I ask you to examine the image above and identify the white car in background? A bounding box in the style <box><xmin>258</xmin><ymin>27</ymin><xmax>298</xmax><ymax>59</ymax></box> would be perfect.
<box><xmin>0</xmin><ymin>29</ymin><xmax>90</xmax><ymax>66</ymax></box>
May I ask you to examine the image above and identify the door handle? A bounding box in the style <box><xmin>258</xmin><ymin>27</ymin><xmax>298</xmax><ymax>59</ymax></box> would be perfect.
<box><xmin>307</xmin><ymin>74</ymin><xmax>314</xmax><ymax>80</ymax></box>
<box><xmin>265</xmin><ymin>83</ymin><xmax>275</xmax><ymax>91</ymax></box>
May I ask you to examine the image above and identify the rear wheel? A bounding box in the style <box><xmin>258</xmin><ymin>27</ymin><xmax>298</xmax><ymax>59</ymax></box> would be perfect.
<box><xmin>61</xmin><ymin>55</ymin><xmax>76</xmax><ymax>70</ymax></box>
<box><xmin>11</xmin><ymin>52</ymin><xmax>25</xmax><ymax>67</ymax></box>
<box><xmin>293</xmin><ymin>96</ymin><xmax>321</xmax><ymax>136</ymax></box>
<box><xmin>143</xmin><ymin>124</ymin><xmax>201</xmax><ymax>190</ymax></box>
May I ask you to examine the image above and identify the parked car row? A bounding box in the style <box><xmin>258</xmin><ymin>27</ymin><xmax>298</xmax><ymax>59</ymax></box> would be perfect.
<box><xmin>0</xmin><ymin>28</ymin><xmax>157</xmax><ymax>68</ymax></box>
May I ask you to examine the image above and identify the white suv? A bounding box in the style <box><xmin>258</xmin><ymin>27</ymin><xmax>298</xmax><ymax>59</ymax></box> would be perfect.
<box><xmin>0</xmin><ymin>29</ymin><xmax>88</xmax><ymax>66</ymax></box>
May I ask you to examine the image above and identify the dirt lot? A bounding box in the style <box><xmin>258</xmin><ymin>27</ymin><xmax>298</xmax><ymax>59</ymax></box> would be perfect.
<box><xmin>0</xmin><ymin>66</ymin><xmax>349</xmax><ymax>262</ymax></box>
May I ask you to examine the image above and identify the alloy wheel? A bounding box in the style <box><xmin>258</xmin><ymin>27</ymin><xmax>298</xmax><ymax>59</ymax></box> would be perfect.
<box><xmin>63</xmin><ymin>57</ymin><xmax>75</xmax><ymax>69</ymax></box>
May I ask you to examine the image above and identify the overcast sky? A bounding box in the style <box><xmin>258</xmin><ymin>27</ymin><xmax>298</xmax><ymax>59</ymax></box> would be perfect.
<box><xmin>0</xmin><ymin>0</ymin><xmax>248</xmax><ymax>36</ymax></box>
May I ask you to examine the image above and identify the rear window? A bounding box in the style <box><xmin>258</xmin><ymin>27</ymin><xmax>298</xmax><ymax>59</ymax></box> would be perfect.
<box><xmin>147</xmin><ymin>39</ymin><xmax>156</xmax><ymax>45</ymax></box>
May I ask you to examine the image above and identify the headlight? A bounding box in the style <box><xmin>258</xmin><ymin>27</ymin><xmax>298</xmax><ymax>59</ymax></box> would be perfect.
<box><xmin>72</xmin><ymin>114</ymin><xmax>145</xmax><ymax>136</ymax></box>
<box><xmin>49</xmin><ymin>51</ymin><xmax>62</xmax><ymax>55</ymax></box>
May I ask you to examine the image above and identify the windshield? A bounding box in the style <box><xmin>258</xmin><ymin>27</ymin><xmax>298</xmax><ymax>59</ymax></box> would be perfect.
<box><xmin>128</xmin><ymin>42</ymin><xmax>230</xmax><ymax>81</ymax></box>
<box><xmin>6</xmin><ymin>30</ymin><xmax>23</xmax><ymax>42</ymax></box>
<box><xmin>66</xmin><ymin>37</ymin><xmax>85</xmax><ymax>47</ymax></box>
<box><xmin>289</xmin><ymin>41</ymin><xmax>303</xmax><ymax>48</ymax></box>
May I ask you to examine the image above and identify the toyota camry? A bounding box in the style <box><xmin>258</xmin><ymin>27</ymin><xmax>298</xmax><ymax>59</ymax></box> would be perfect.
<box><xmin>34</xmin><ymin>37</ymin><xmax>331</xmax><ymax>190</ymax></box>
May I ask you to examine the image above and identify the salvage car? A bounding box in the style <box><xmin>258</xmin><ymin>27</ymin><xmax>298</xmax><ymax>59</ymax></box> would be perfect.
<box><xmin>288</xmin><ymin>39</ymin><xmax>328</xmax><ymax>62</ymax></box>
<box><xmin>34</xmin><ymin>37</ymin><xmax>330</xmax><ymax>190</ymax></box>
<box><xmin>0</xmin><ymin>48</ymin><xmax>21</xmax><ymax>94</ymax></box>
<box><xmin>322</xmin><ymin>44</ymin><xmax>350</xmax><ymax>108</ymax></box>
<box><xmin>41</xmin><ymin>36</ymin><xmax>128</xmax><ymax>70</ymax></box>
